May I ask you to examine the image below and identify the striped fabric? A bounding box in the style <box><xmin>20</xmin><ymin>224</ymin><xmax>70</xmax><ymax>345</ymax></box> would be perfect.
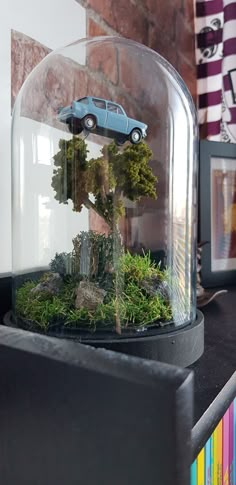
<box><xmin>195</xmin><ymin>0</ymin><xmax>236</xmax><ymax>142</ymax></box>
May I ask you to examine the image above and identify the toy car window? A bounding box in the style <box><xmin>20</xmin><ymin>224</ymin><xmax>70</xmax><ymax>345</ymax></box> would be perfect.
<box><xmin>107</xmin><ymin>103</ymin><xmax>124</xmax><ymax>115</ymax></box>
<box><xmin>92</xmin><ymin>99</ymin><xmax>106</xmax><ymax>109</ymax></box>
<box><xmin>77</xmin><ymin>97</ymin><xmax>89</xmax><ymax>104</ymax></box>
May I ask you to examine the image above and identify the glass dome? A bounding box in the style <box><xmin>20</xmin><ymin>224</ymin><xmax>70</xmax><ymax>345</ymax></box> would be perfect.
<box><xmin>11</xmin><ymin>36</ymin><xmax>198</xmax><ymax>342</ymax></box>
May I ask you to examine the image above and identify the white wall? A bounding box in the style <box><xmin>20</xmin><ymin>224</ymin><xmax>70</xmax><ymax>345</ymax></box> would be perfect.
<box><xmin>12</xmin><ymin>119</ymin><xmax>86</xmax><ymax>272</ymax></box>
<box><xmin>12</xmin><ymin>117</ymin><xmax>102</xmax><ymax>273</ymax></box>
<box><xmin>0</xmin><ymin>0</ymin><xmax>86</xmax><ymax>275</ymax></box>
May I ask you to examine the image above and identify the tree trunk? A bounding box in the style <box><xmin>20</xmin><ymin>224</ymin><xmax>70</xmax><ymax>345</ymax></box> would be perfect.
<box><xmin>83</xmin><ymin>197</ymin><xmax>112</xmax><ymax>230</ymax></box>
<box><xmin>84</xmin><ymin>192</ymin><xmax>123</xmax><ymax>335</ymax></box>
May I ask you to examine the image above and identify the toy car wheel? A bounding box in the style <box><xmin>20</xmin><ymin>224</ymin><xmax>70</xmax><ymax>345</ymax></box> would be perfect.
<box><xmin>68</xmin><ymin>119</ymin><xmax>83</xmax><ymax>135</ymax></box>
<box><xmin>115</xmin><ymin>136</ymin><xmax>126</xmax><ymax>146</ymax></box>
<box><xmin>82</xmin><ymin>115</ymin><xmax>96</xmax><ymax>131</ymax></box>
<box><xmin>130</xmin><ymin>128</ymin><xmax>142</xmax><ymax>144</ymax></box>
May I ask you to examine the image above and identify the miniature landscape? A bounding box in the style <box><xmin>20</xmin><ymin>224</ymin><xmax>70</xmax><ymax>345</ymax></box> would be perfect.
<box><xmin>15</xmin><ymin>137</ymin><xmax>173</xmax><ymax>336</ymax></box>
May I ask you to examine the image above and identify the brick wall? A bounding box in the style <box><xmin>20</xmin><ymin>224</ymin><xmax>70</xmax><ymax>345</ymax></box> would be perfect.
<box><xmin>75</xmin><ymin>0</ymin><xmax>197</xmax><ymax>240</ymax></box>
<box><xmin>77</xmin><ymin>0</ymin><xmax>197</xmax><ymax>103</ymax></box>
<box><xmin>12</xmin><ymin>1</ymin><xmax>197</xmax><ymax>115</ymax></box>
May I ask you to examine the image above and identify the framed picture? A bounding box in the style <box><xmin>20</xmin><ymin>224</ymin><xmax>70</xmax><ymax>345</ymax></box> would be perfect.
<box><xmin>199</xmin><ymin>140</ymin><xmax>236</xmax><ymax>287</ymax></box>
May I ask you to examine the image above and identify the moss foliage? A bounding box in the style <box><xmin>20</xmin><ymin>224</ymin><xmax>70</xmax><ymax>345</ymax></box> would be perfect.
<box><xmin>16</xmin><ymin>251</ymin><xmax>172</xmax><ymax>333</ymax></box>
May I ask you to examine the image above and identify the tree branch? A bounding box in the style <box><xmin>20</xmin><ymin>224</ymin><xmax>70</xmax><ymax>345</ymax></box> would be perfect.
<box><xmin>83</xmin><ymin>196</ymin><xmax>112</xmax><ymax>229</ymax></box>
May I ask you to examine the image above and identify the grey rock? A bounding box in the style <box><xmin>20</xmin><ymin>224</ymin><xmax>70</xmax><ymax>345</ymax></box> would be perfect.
<box><xmin>140</xmin><ymin>276</ymin><xmax>170</xmax><ymax>300</ymax></box>
<box><xmin>75</xmin><ymin>281</ymin><xmax>107</xmax><ymax>311</ymax></box>
<box><xmin>140</xmin><ymin>276</ymin><xmax>160</xmax><ymax>296</ymax></box>
<box><xmin>31</xmin><ymin>273</ymin><xmax>63</xmax><ymax>296</ymax></box>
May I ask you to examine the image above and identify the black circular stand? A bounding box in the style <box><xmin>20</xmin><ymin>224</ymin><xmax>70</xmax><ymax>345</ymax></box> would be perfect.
<box><xmin>81</xmin><ymin>310</ymin><xmax>204</xmax><ymax>367</ymax></box>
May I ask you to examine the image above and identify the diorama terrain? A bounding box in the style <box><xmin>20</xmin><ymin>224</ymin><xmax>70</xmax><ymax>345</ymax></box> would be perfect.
<box><xmin>15</xmin><ymin>137</ymin><xmax>173</xmax><ymax>336</ymax></box>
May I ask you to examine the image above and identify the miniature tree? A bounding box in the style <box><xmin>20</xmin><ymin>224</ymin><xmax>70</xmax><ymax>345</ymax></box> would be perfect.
<box><xmin>52</xmin><ymin>138</ymin><xmax>157</xmax><ymax>230</ymax></box>
<box><xmin>51</xmin><ymin>137</ymin><xmax>157</xmax><ymax>333</ymax></box>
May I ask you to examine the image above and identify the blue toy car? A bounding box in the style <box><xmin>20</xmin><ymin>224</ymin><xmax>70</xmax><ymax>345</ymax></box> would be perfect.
<box><xmin>57</xmin><ymin>96</ymin><xmax>148</xmax><ymax>145</ymax></box>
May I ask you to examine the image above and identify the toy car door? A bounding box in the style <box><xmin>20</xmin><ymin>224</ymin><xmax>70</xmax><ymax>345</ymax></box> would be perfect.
<box><xmin>91</xmin><ymin>98</ymin><xmax>107</xmax><ymax>127</ymax></box>
<box><xmin>106</xmin><ymin>102</ymin><xmax>127</xmax><ymax>134</ymax></box>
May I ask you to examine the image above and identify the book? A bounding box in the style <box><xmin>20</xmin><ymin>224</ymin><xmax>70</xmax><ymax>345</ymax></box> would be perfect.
<box><xmin>211</xmin><ymin>430</ymin><xmax>215</xmax><ymax>485</ymax></box>
<box><xmin>218</xmin><ymin>419</ymin><xmax>223</xmax><ymax>485</ymax></box>
<box><xmin>234</xmin><ymin>398</ymin><xmax>236</xmax><ymax>485</ymax></box>
<box><xmin>223</xmin><ymin>409</ymin><xmax>230</xmax><ymax>485</ymax></box>
<box><xmin>213</xmin><ymin>420</ymin><xmax>223</xmax><ymax>485</ymax></box>
<box><xmin>197</xmin><ymin>447</ymin><xmax>204</xmax><ymax>485</ymax></box>
<box><xmin>191</xmin><ymin>459</ymin><xmax>197</xmax><ymax>485</ymax></box>
<box><xmin>205</xmin><ymin>437</ymin><xmax>211</xmax><ymax>485</ymax></box>
<box><xmin>229</xmin><ymin>402</ymin><xmax>234</xmax><ymax>485</ymax></box>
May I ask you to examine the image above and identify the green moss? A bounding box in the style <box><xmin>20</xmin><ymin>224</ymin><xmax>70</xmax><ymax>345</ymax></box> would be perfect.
<box><xmin>92</xmin><ymin>281</ymin><xmax>172</xmax><ymax>329</ymax></box>
<box><xmin>15</xmin><ymin>251</ymin><xmax>172</xmax><ymax>333</ymax></box>
<box><xmin>15</xmin><ymin>281</ymin><xmax>68</xmax><ymax>330</ymax></box>
<box><xmin>117</xmin><ymin>251</ymin><xmax>166</xmax><ymax>283</ymax></box>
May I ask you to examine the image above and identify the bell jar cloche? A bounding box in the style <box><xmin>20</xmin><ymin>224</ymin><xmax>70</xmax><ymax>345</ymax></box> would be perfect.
<box><xmin>11</xmin><ymin>36</ymin><xmax>204</xmax><ymax>366</ymax></box>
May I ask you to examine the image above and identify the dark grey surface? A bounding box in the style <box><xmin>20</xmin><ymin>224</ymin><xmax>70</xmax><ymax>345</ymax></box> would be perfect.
<box><xmin>190</xmin><ymin>286</ymin><xmax>236</xmax><ymax>423</ymax></box>
<box><xmin>0</xmin><ymin>325</ymin><xmax>193</xmax><ymax>485</ymax></box>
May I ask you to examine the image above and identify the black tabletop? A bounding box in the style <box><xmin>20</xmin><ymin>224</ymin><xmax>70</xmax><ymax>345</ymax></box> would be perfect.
<box><xmin>190</xmin><ymin>286</ymin><xmax>236</xmax><ymax>424</ymax></box>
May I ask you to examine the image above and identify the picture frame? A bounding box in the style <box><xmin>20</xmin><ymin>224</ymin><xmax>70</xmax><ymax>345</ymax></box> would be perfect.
<box><xmin>199</xmin><ymin>140</ymin><xmax>236</xmax><ymax>287</ymax></box>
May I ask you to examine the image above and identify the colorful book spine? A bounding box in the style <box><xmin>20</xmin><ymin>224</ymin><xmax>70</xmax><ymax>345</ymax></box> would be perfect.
<box><xmin>213</xmin><ymin>427</ymin><xmax>218</xmax><ymax>485</ymax></box>
<box><xmin>229</xmin><ymin>402</ymin><xmax>234</xmax><ymax>485</ymax></box>
<box><xmin>191</xmin><ymin>399</ymin><xmax>236</xmax><ymax>485</ymax></box>
<box><xmin>223</xmin><ymin>409</ymin><xmax>230</xmax><ymax>485</ymax></box>
<box><xmin>197</xmin><ymin>447</ymin><xmax>205</xmax><ymax>485</ymax></box>
<box><xmin>205</xmin><ymin>437</ymin><xmax>211</xmax><ymax>485</ymax></box>
<box><xmin>212</xmin><ymin>420</ymin><xmax>223</xmax><ymax>485</ymax></box>
<box><xmin>217</xmin><ymin>419</ymin><xmax>223</xmax><ymax>485</ymax></box>
<box><xmin>211</xmin><ymin>430</ymin><xmax>215</xmax><ymax>485</ymax></box>
<box><xmin>234</xmin><ymin>398</ymin><xmax>236</xmax><ymax>485</ymax></box>
<box><xmin>191</xmin><ymin>459</ymin><xmax>197</xmax><ymax>485</ymax></box>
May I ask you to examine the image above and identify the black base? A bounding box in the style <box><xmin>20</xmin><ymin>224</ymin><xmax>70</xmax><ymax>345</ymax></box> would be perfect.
<box><xmin>4</xmin><ymin>310</ymin><xmax>204</xmax><ymax>367</ymax></box>
<box><xmin>78</xmin><ymin>310</ymin><xmax>204</xmax><ymax>367</ymax></box>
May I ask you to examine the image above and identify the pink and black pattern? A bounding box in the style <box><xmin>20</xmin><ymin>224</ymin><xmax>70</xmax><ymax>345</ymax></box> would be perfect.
<box><xmin>222</xmin><ymin>0</ymin><xmax>236</xmax><ymax>142</ymax></box>
<box><xmin>195</xmin><ymin>0</ymin><xmax>236</xmax><ymax>142</ymax></box>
